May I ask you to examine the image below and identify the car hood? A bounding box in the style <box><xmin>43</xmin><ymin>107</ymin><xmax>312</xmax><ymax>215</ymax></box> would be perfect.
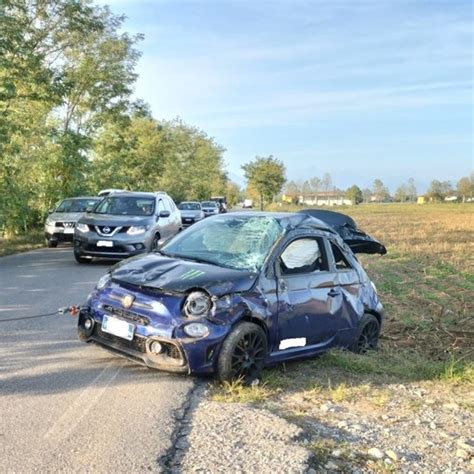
<box><xmin>110</xmin><ymin>253</ymin><xmax>258</xmax><ymax>296</ymax></box>
<box><xmin>48</xmin><ymin>212</ymin><xmax>84</xmax><ymax>222</ymax></box>
<box><xmin>78</xmin><ymin>214</ymin><xmax>152</xmax><ymax>227</ymax></box>
<box><xmin>299</xmin><ymin>209</ymin><xmax>387</xmax><ymax>255</ymax></box>
<box><xmin>180</xmin><ymin>210</ymin><xmax>202</xmax><ymax>218</ymax></box>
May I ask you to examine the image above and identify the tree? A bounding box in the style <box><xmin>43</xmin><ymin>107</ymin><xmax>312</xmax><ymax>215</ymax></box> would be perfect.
<box><xmin>0</xmin><ymin>0</ymin><xmax>142</xmax><ymax>234</ymax></box>
<box><xmin>226</xmin><ymin>181</ymin><xmax>241</xmax><ymax>207</ymax></box>
<box><xmin>242</xmin><ymin>156</ymin><xmax>286</xmax><ymax>210</ymax></box>
<box><xmin>407</xmin><ymin>178</ymin><xmax>417</xmax><ymax>202</ymax></box>
<box><xmin>457</xmin><ymin>175</ymin><xmax>474</xmax><ymax>202</ymax></box>
<box><xmin>394</xmin><ymin>185</ymin><xmax>408</xmax><ymax>202</ymax></box>
<box><xmin>362</xmin><ymin>188</ymin><xmax>372</xmax><ymax>203</ymax></box>
<box><xmin>372</xmin><ymin>179</ymin><xmax>390</xmax><ymax>202</ymax></box>
<box><xmin>426</xmin><ymin>180</ymin><xmax>453</xmax><ymax>202</ymax></box>
<box><xmin>284</xmin><ymin>180</ymin><xmax>300</xmax><ymax>201</ymax></box>
<box><xmin>345</xmin><ymin>185</ymin><xmax>363</xmax><ymax>205</ymax></box>
<box><xmin>321</xmin><ymin>173</ymin><xmax>333</xmax><ymax>193</ymax></box>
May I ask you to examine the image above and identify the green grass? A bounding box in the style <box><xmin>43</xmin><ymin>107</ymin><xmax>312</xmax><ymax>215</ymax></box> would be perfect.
<box><xmin>0</xmin><ymin>231</ymin><xmax>45</xmax><ymax>257</ymax></box>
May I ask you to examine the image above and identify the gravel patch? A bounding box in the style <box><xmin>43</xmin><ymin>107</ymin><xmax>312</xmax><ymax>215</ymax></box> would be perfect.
<box><xmin>173</xmin><ymin>399</ymin><xmax>311</xmax><ymax>473</ymax></box>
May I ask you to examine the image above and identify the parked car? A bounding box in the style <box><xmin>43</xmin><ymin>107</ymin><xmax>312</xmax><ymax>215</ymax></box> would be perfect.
<box><xmin>242</xmin><ymin>199</ymin><xmax>253</xmax><ymax>208</ymax></box>
<box><xmin>44</xmin><ymin>196</ymin><xmax>102</xmax><ymax>248</ymax></box>
<box><xmin>201</xmin><ymin>200</ymin><xmax>219</xmax><ymax>217</ymax></box>
<box><xmin>77</xmin><ymin>210</ymin><xmax>386</xmax><ymax>382</ymax></box>
<box><xmin>178</xmin><ymin>201</ymin><xmax>205</xmax><ymax>227</ymax></box>
<box><xmin>73</xmin><ymin>191</ymin><xmax>181</xmax><ymax>263</ymax></box>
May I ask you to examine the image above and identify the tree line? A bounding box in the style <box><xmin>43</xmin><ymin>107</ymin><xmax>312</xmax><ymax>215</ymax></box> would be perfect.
<box><xmin>0</xmin><ymin>1</ymin><xmax>229</xmax><ymax>236</ymax></box>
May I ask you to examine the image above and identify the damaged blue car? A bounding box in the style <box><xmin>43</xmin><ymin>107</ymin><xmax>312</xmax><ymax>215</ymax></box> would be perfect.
<box><xmin>78</xmin><ymin>210</ymin><xmax>386</xmax><ymax>382</ymax></box>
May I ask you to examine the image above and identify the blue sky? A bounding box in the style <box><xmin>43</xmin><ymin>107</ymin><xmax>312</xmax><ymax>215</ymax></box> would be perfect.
<box><xmin>104</xmin><ymin>0</ymin><xmax>472</xmax><ymax>192</ymax></box>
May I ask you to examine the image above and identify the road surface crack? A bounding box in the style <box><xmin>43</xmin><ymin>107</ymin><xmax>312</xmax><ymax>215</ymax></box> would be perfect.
<box><xmin>158</xmin><ymin>380</ymin><xmax>206</xmax><ymax>472</ymax></box>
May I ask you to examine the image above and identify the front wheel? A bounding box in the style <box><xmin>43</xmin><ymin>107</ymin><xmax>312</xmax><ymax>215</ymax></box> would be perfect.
<box><xmin>351</xmin><ymin>313</ymin><xmax>380</xmax><ymax>353</ymax></box>
<box><xmin>46</xmin><ymin>238</ymin><xmax>58</xmax><ymax>248</ymax></box>
<box><xmin>151</xmin><ymin>233</ymin><xmax>161</xmax><ymax>251</ymax></box>
<box><xmin>217</xmin><ymin>322</ymin><xmax>267</xmax><ymax>384</ymax></box>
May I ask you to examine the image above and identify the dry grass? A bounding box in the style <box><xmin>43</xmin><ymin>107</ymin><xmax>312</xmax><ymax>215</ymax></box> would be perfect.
<box><xmin>0</xmin><ymin>231</ymin><xmax>45</xmax><ymax>257</ymax></box>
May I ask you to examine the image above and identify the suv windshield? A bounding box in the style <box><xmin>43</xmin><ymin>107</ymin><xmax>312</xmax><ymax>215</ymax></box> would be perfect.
<box><xmin>56</xmin><ymin>198</ymin><xmax>100</xmax><ymax>213</ymax></box>
<box><xmin>201</xmin><ymin>201</ymin><xmax>217</xmax><ymax>208</ymax></box>
<box><xmin>94</xmin><ymin>196</ymin><xmax>155</xmax><ymax>216</ymax></box>
<box><xmin>179</xmin><ymin>202</ymin><xmax>201</xmax><ymax>211</ymax></box>
<box><xmin>162</xmin><ymin>215</ymin><xmax>283</xmax><ymax>271</ymax></box>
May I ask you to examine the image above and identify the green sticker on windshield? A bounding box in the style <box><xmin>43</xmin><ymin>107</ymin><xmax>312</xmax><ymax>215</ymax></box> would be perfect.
<box><xmin>180</xmin><ymin>269</ymin><xmax>205</xmax><ymax>280</ymax></box>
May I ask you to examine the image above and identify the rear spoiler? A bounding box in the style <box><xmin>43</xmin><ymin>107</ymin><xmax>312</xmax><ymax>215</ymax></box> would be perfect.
<box><xmin>298</xmin><ymin>209</ymin><xmax>387</xmax><ymax>255</ymax></box>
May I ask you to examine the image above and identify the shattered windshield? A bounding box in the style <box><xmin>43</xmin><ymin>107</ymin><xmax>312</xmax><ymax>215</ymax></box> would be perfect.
<box><xmin>161</xmin><ymin>215</ymin><xmax>284</xmax><ymax>272</ymax></box>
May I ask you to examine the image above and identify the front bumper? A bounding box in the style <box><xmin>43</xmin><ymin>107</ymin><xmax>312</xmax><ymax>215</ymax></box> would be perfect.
<box><xmin>77</xmin><ymin>290</ymin><xmax>231</xmax><ymax>374</ymax></box>
<box><xmin>74</xmin><ymin>233</ymin><xmax>148</xmax><ymax>259</ymax></box>
<box><xmin>45</xmin><ymin>231</ymin><xmax>74</xmax><ymax>243</ymax></box>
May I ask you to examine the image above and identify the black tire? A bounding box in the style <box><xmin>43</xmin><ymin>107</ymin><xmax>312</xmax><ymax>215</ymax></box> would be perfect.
<box><xmin>74</xmin><ymin>251</ymin><xmax>91</xmax><ymax>264</ymax></box>
<box><xmin>217</xmin><ymin>321</ymin><xmax>267</xmax><ymax>384</ymax></box>
<box><xmin>151</xmin><ymin>233</ymin><xmax>161</xmax><ymax>252</ymax></box>
<box><xmin>46</xmin><ymin>238</ymin><xmax>58</xmax><ymax>248</ymax></box>
<box><xmin>351</xmin><ymin>313</ymin><xmax>380</xmax><ymax>353</ymax></box>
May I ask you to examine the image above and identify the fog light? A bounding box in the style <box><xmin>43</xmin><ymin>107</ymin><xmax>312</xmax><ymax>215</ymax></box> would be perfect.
<box><xmin>84</xmin><ymin>318</ymin><xmax>93</xmax><ymax>330</ymax></box>
<box><xmin>183</xmin><ymin>322</ymin><xmax>209</xmax><ymax>338</ymax></box>
<box><xmin>150</xmin><ymin>341</ymin><xmax>163</xmax><ymax>354</ymax></box>
<box><xmin>135</xmin><ymin>243</ymin><xmax>145</xmax><ymax>250</ymax></box>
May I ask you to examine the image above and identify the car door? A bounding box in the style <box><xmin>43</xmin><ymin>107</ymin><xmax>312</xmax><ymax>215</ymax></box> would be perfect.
<box><xmin>156</xmin><ymin>198</ymin><xmax>172</xmax><ymax>237</ymax></box>
<box><xmin>326</xmin><ymin>239</ymin><xmax>363</xmax><ymax>344</ymax></box>
<box><xmin>275</xmin><ymin>235</ymin><xmax>345</xmax><ymax>351</ymax></box>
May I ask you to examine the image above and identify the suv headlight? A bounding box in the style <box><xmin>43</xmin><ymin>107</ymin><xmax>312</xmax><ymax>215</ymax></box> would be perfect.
<box><xmin>127</xmin><ymin>225</ymin><xmax>148</xmax><ymax>235</ymax></box>
<box><xmin>96</xmin><ymin>273</ymin><xmax>111</xmax><ymax>290</ymax></box>
<box><xmin>76</xmin><ymin>223</ymin><xmax>89</xmax><ymax>233</ymax></box>
<box><xmin>183</xmin><ymin>291</ymin><xmax>212</xmax><ymax>317</ymax></box>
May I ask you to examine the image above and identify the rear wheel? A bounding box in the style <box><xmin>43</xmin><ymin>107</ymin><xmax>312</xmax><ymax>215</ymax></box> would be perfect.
<box><xmin>217</xmin><ymin>322</ymin><xmax>267</xmax><ymax>384</ymax></box>
<box><xmin>352</xmin><ymin>313</ymin><xmax>380</xmax><ymax>353</ymax></box>
<box><xmin>74</xmin><ymin>251</ymin><xmax>91</xmax><ymax>264</ymax></box>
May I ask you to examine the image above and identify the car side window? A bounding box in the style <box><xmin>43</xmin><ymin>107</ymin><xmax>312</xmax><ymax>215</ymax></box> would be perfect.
<box><xmin>280</xmin><ymin>237</ymin><xmax>328</xmax><ymax>275</ymax></box>
<box><xmin>330</xmin><ymin>242</ymin><xmax>353</xmax><ymax>270</ymax></box>
<box><xmin>162</xmin><ymin>197</ymin><xmax>172</xmax><ymax>212</ymax></box>
<box><xmin>157</xmin><ymin>199</ymin><xmax>166</xmax><ymax>213</ymax></box>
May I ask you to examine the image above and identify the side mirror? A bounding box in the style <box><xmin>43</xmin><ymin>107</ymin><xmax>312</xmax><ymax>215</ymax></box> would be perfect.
<box><xmin>86</xmin><ymin>206</ymin><xmax>94</xmax><ymax>213</ymax></box>
<box><xmin>159</xmin><ymin>210</ymin><xmax>171</xmax><ymax>218</ymax></box>
<box><xmin>48</xmin><ymin>209</ymin><xmax>54</xmax><ymax>214</ymax></box>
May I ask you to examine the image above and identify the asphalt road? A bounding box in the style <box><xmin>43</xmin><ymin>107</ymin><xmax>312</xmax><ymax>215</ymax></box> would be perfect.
<box><xmin>0</xmin><ymin>247</ymin><xmax>195</xmax><ymax>472</ymax></box>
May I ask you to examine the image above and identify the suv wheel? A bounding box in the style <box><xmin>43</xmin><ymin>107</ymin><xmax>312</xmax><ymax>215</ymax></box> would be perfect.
<box><xmin>151</xmin><ymin>233</ymin><xmax>161</xmax><ymax>251</ymax></box>
<box><xmin>46</xmin><ymin>238</ymin><xmax>58</xmax><ymax>248</ymax></box>
<box><xmin>74</xmin><ymin>251</ymin><xmax>91</xmax><ymax>264</ymax></box>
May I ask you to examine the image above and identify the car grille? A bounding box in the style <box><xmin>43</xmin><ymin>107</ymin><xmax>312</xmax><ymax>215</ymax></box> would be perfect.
<box><xmin>102</xmin><ymin>304</ymin><xmax>150</xmax><ymax>325</ymax></box>
<box><xmin>55</xmin><ymin>222</ymin><xmax>75</xmax><ymax>228</ymax></box>
<box><xmin>92</xmin><ymin>324</ymin><xmax>147</xmax><ymax>353</ymax></box>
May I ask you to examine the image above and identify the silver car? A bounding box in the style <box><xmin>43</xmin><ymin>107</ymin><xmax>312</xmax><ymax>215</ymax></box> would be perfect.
<box><xmin>44</xmin><ymin>196</ymin><xmax>102</xmax><ymax>248</ymax></box>
<box><xmin>178</xmin><ymin>201</ymin><xmax>205</xmax><ymax>227</ymax></box>
<box><xmin>201</xmin><ymin>200</ymin><xmax>219</xmax><ymax>217</ymax></box>
<box><xmin>73</xmin><ymin>192</ymin><xmax>181</xmax><ymax>263</ymax></box>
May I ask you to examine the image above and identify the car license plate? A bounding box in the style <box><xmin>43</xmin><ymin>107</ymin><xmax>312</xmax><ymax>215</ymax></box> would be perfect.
<box><xmin>102</xmin><ymin>315</ymin><xmax>134</xmax><ymax>341</ymax></box>
<box><xmin>184</xmin><ymin>218</ymin><xmax>191</xmax><ymax>222</ymax></box>
<box><xmin>97</xmin><ymin>240</ymin><xmax>113</xmax><ymax>247</ymax></box>
<box><xmin>64</xmin><ymin>227</ymin><xmax>74</xmax><ymax>234</ymax></box>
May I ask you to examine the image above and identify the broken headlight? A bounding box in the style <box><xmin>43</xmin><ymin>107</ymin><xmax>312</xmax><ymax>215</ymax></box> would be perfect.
<box><xmin>183</xmin><ymin>291</ymin><xmax>211</xmax><ymax>317</ymax></box>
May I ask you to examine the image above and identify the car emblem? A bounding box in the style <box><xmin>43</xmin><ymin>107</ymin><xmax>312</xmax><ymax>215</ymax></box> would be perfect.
<box><xmin>103</xmin><ymin>226</ymin><xmax>111</xmax><ymax>233</ymax></box>
<box><xmin>121</xmin><ymin>294</ymin><xmax>135</xmax><ymax>309</ymax></box>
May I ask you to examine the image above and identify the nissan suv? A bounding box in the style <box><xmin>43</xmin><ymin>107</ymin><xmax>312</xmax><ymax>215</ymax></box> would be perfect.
<box><xmin>73</xmin><ymin>192</ymin><xmax>181</xmax><ymax>263</ymax></box>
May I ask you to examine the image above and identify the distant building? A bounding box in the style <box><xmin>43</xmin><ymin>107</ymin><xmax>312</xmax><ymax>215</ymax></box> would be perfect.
<box><xmin>298</xmin><ymin>191</ymin><xmax>352</xmax><ymax>206</ymax></box>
